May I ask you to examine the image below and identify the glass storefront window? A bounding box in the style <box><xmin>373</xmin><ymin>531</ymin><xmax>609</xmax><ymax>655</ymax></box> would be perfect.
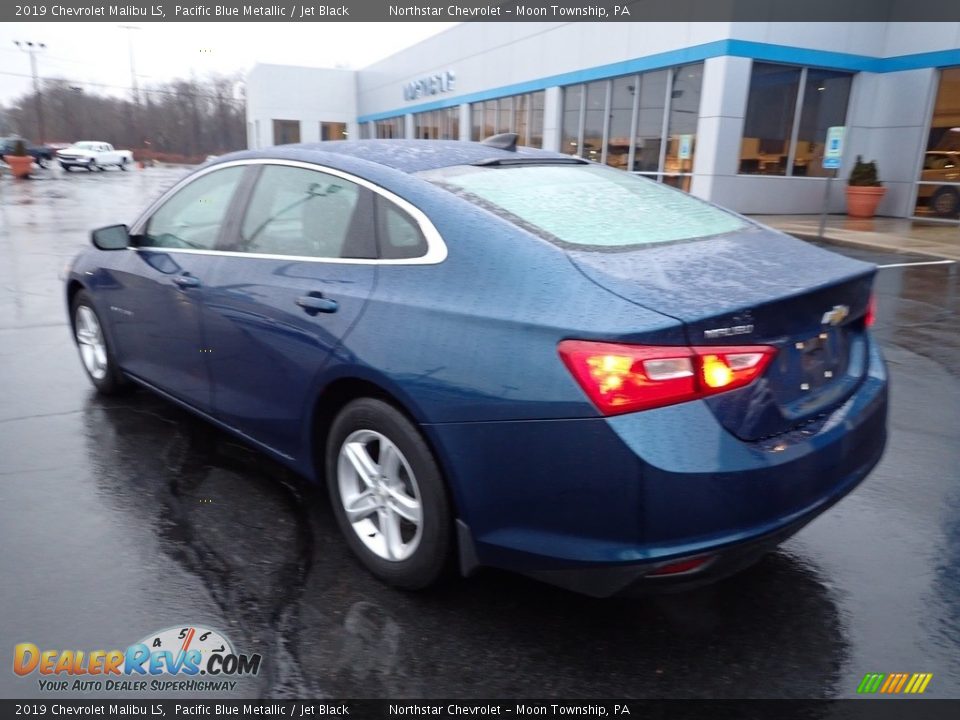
<box><xmin>320</xmin><ymin>121</ymin><xmax>347</xmax><ymax>141</ymax></box>
<box><xmin>413</xmin><ymin>109</ymin><xmax>458</xmax><ymax>140</ymax></box>
<box><xmin>471</xmin><ymin>102</ymin><xmax>482</xmax><ymax>141</ymax></box>
<box><xmin>498</xmin><ymin>96</ymin><xmax>512</xmax><ymax>135</ymax></box>
<box><xmin>483</xmin><ymin>100</ymin><xmax>497</xmax><ymax>139</ymax></box>
<box><xmin>470</xmin><ymin>92</ymin><xmax>544</xmax><ymax>146</ymax></box>
<box><xmin>582</xmin><ymin>80</ymin><xmax>607</xmax><ymax>162</ymax></box>
<box><xmin>739</xmin><ymin>63</ymin><xmax>802</xmax><ymax>176</ymax></box>
<box><xmin>375</xmin><ymin>116</ymin><xmax>404</xmax><ymax>139</ymax></box>
<box><xmin>739</xmin><ymin>62</ymin><xmax>852</xmax><ymax>178</ymax></box>
<box><xmin>515</xmin><ymin>93</ymin><xmax>529</xmax><ymax>146</ymax></box>
<box><xmin>529</xmin><ymin>91</ymin><xmax>544</xmax><ymax>149</ymax></box>
<box><xmin>634</xmin><ymin>70</ymin><xmax>667</xmax><ymax>173</ymax></box>
<box><xmin>605</xmin><ymin>77</ymin><xmax>634</xmax><ymax>169</ymax></box>
<box><xmin>665</xmin><ymin>63</ymin><xmax>703</xmax><ymax>190</ymax></box>
<box><xmin>561</xmin><ymin>63</ymin><xmax>700</xmax><ymax>185</ymax></box>
<box><xmin>794</xmin><ymin>69</ymin><xmax>852</xmax><ymax>177</ymax></box>
<box><xmin>561</xmin><ymin>84</ymin><xmax>583</xmax><ymax>156</ymax></box>
<box><xmin>272</xmin><ymin>119</ymin><xmax>300</xmax><ymax>145</ymax></box>
<box><xmin>914</xmin><ymin>67</ymin><xmax>960</xmax><ymax>220</ymax></box>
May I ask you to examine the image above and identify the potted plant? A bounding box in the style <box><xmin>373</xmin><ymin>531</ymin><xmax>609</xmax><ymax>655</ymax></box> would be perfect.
<box><xmin>3</xmin><ymin>139</ymin><xmax>33</xmax><ymax>179</ymax></box>
<box><xmin>846</xmin><ymin>156</ymin><xmax>886</xmax><ymax>218</ymax></box>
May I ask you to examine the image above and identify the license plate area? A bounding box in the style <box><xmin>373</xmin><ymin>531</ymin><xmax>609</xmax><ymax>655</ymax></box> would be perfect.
<box><xmin>795</xmin><ymin>328</ymin><xmax>847</xmax><ymax>392</ymax></box>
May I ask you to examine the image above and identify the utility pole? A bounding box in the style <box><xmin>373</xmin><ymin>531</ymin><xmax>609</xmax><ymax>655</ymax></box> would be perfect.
<box><xmin>118</xmin><ymin>25</ymin><xmax>140</xmax><ymax>105</ymax></box>
<box><xmin>118</xmin><ymin>25</ymin><xmax>142</xmax><ymax>148</ymax></box>
<box><xmin>13</xmin><ymin>40</ymin><xmax>46</xmax><ymax>143</ymax></box>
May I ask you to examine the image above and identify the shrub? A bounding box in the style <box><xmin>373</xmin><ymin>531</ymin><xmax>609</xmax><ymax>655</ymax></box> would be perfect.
<box><xmin>848</xmin><ymin>156</ymin><xmax>882</xmax><ymax>187</ymax></box>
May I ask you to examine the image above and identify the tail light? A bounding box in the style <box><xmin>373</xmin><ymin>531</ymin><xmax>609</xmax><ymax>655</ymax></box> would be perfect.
<box><xmin>865</xmin><ymin>293</ymin><xmax>876</xmax><ymax>328</ymax></box>
<box><xmin>558</xmin><ymin>340</ymin><xmax>777</xmax><ymax>416</ymax></box>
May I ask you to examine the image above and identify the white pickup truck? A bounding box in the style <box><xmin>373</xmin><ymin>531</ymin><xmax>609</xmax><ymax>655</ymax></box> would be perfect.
<box><xmin>57</xmin><ymin>141</ymin><xmax>134</xmax><ymax>172</ymax></box>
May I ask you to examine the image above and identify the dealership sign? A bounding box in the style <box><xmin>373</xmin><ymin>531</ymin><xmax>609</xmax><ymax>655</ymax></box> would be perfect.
<box><xmin>403</xmin><ymin>70</ymin><xmax>456</xmax><ymax>101</ymax></box>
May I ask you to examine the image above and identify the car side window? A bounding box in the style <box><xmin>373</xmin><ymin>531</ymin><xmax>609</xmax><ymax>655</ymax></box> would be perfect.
<box><xmin>238</xmin><ymin>165</ymin><xmax>374</xmax><ymax>259</ymax></box>
<box><xmin>376</xmin><ymin>196</ymin><xmax>428</xmax><ymax>260</ymax></box>
<box><xmin>142</xmin><ymin>166</ymin><xmax>245</xmax><ymax>250</ymax></box>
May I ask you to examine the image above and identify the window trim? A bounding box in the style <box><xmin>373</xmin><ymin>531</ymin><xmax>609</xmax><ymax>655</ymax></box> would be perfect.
<box><xmin>129</xmin><ymin>158</ymin><xmax>448</xmax><ymax>265</ymax></box>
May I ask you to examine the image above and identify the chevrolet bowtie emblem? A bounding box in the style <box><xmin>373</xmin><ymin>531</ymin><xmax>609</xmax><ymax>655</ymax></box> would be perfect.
<box><xmin>821</xmin><ymin>304</ymin><xmax>850</xmax><ymax>326</ymax></box>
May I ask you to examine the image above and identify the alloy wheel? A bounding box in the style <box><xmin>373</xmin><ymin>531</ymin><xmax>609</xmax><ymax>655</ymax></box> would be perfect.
<box><xmin>75</xmin><ymin>305</ymin><xmax>108</xmax><ymax>380</ymax></box>
<box><xmin>337</xmin><ymin>429</ymin><xmax>423</xmax><ymax>562</ymax></box>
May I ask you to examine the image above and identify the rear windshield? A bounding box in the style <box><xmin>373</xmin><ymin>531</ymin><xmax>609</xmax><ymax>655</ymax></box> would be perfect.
<box><xmin>422</xmin><ymin>163</ymin><xmax>747</xmax><ymax>248</ymax></box>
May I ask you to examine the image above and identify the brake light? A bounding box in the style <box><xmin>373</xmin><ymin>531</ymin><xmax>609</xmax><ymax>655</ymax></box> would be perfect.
<box><xmin>865</xmin><ymin>294</ymin><xmax>876</xmax><ymax>327</ymax></box>
<box><xmin>558</xmin><ymin>340</ymin><xmax>776</xmax><ymax>416</ymax></box>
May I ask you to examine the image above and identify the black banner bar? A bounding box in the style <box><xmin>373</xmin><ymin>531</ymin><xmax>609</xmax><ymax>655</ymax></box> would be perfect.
<box><xmin>3</xmin><ymin>700</ymin><xmax>960</xmax><ymax>720</ymax></box>
<box><xmin>7</xmin><ymin>0</ymin><xmax>960</xmax><ymax>23</ymax></box>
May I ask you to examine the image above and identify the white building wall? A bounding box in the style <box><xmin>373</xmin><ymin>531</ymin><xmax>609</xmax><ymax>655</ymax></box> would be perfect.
<box><xmin>246</xmin><ymin>64</ymin><xmax>357</xmax><ymax>147</ymax></box>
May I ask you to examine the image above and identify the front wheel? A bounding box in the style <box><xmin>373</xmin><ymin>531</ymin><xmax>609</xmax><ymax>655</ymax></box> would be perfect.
<box><xmin>61</xmin><ymin>163</ymin><xmax>72</xmax><ymax>172</ymax></box>
<box><xmin>71</xmin><ymin>290</ymin><xmax>127</xmax><ymax>394</ymax></box>
<box><xmin>326</xmin><ymin>398</ymin><xmax>453</xmax><ymax>589</ymax></box>
<box><xmin>86</xmin><ymin>163</ymin><xmax>97</xmax><ymax>172</ymax></box>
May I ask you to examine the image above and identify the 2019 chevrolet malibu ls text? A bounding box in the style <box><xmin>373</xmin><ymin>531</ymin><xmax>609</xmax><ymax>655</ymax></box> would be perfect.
<box><xmin>65</xmin><ymin>137</ymin><xmax>888</xmax><ymax>596</ymax></box>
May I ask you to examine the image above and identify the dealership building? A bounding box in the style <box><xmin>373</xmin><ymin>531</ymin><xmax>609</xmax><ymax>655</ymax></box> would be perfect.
<box><xmin>246</xmin><ymin>22</ymin><xmax>960</xmax><ymax>220</ymax></box>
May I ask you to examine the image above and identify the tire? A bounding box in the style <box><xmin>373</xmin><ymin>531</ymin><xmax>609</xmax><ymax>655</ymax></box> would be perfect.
<box><xmin>326</xmin><ymin>398</ymin><xmax>453</xmax><ymax>589</ymax></box>
<box><xmin>61</xmin><ymin>164</ymin><xmax>72</xmax><ymax>172</ymax></box>
<box><xmin>71</xmin><ymin>290</ymin><xmax>128</xmax><ymax>395</ymax></box>
<box><xmin>120</xmin><ymin>158</ymin><xmax>129</xmax><ymax>171</ymax></box>
<box><xmin>86</xmin><ymin>163</ymin><xmax>96</xmax><ymax>172</ymax></box>
<box><xmin>931</xmin><ymin>186</ymin><xmax>960</xmax><ymax>219</ymax></box>
<box><xmin>37</xmin><ymin>157</ymin><xmax>48</xmax><ymax>169</ymax></box>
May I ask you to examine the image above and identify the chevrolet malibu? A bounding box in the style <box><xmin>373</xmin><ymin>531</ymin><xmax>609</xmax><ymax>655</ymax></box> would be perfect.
<box><xmin>65</xmin><ymin>138</ymin><xmax>888</xmax><ymax>596</ymax></box>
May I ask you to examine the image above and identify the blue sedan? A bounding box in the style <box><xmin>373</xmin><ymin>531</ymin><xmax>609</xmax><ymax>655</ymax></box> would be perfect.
<box><xmin>65</xmin><ymin>137</ymin><xmax>888</xmax><ymax>596</ymax></box>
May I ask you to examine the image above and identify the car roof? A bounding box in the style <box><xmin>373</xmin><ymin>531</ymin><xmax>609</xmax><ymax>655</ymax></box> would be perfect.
<box><xmin>225</xmin><ymin>140</ymin><xmax>571</xmax><ymax>174</ymax></box>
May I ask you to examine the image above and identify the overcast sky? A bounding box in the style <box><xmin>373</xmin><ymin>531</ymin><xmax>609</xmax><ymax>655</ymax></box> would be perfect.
<box><xmin>0</xmin><ymin>22</ymin><xmax>459</xmax><ymax>103</ymax></box>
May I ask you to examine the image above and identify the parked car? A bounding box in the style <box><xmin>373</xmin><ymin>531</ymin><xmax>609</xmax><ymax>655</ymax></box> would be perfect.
<box><xmin>64</xmin><ymin>138</ymin><xmax>888</xmax><ymax>596</ymax></box>
<box><xmin>917</xmin><ymin>150</ymin><xmax>960</xmax><ymax>218</ymax></box>
<box><xmin>0</xmin><ymin>135</ymin><xmax>54</xmax><ymax>168</ymax></box>
<box><xmin>57</xmin><ymin>141</ymin><xmax>133</xmax><ymax>172</ymax></box>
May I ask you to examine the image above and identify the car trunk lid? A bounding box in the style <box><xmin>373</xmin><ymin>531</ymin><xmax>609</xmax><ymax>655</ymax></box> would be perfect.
<box><xmin>567</xmin><ymin>226</ymin><xmax>876</xmax><ymax>440</ymax></box>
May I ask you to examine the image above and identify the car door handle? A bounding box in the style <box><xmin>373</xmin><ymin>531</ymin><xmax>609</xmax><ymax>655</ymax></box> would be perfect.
<box><xmin>296</xmin><ymin>294</ymin><xmax>338</xmax><ymax>314</ymax></box>
<box><xmin>172</xmin><ymin>274</ymin><xmax>200</xmax><ymax>288</ymax></box>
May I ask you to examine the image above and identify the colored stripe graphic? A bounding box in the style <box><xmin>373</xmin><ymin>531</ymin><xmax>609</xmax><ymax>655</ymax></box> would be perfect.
<box><xmin>857</xmin><ymin>672</ymin><xmax>932</xmax><ymax>694</ymax></box>
<box><xmin>857</xmin><ymin>673</ymin><xmax>885</xmax><ymax>693</ymax></box>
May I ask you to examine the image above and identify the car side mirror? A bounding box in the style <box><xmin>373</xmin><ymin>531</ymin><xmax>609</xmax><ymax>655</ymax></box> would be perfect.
<box><xmin>91</xmin><ymin>224</ymin><xmax>130</xmax><ymax>250</ymax></box>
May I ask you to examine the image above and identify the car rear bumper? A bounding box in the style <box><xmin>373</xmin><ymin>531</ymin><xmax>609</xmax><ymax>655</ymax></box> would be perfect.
<box><xmin>426</xmin><ymin>337</ymin><xmax>888</xmax><ymax>596</ymax></box>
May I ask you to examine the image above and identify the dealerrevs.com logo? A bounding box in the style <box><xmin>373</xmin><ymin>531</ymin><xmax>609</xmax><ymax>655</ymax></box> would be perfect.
<box><xmin>13</xmin><ymin>625</ymin><xmax>261</xmax><ymax>692</ymax></box>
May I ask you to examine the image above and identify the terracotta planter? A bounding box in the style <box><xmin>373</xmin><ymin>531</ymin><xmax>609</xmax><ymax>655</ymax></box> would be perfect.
<box><xmin>846</xmin><ymin>185</ymin><xmax>886</xmax><ymax>218</ymax></box>
<box><xmin>3</xmin><ymin>154</ymin><xmax>33</xmax><ymax>179</ymax></box>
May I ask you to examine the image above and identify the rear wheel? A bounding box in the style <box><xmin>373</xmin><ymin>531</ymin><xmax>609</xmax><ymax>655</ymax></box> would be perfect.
<box><xmin>326</xmin><ymin>398</ymin><xmax>453</xmax><ymax>589</ymax></box>
<box><xmin>61</xmin><ymin>164</ymin><xmax>72</xmax><ymax>172</ymax></box>
<box><xmin>120</xmin><ymin>158</ymin><xmax>129</xmax><ymax>171</ymax></box>
<box><xmin>71</xmin><ymin>290</ymin><xmax>127</xmax><ymax>395</ymax></box>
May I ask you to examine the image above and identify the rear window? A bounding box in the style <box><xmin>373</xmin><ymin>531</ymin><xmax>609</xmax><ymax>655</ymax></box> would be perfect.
<box><xmin>422</xmin><ymin>163</ymin><xmax>746</xmax><ymax>248</ymax></box>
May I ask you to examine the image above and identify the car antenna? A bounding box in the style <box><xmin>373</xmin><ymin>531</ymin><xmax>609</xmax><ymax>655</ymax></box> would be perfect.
<box><xmin>481</xmin><ymin>132</ymin><xmax>519</xmax><ymax>152</ymax></box>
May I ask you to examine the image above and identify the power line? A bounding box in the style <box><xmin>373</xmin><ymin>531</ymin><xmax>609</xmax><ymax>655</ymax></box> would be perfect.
<box><xmin>0</xmin><ymin>69</ymin><xmax>245</xmax><ymax>105</ymax></box>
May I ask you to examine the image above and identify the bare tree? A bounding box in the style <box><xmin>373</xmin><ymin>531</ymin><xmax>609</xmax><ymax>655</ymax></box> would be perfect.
<box><xmin>6</xmin><ymin>73</ymin><xmax>246</xmax><ymax>157</ymax></box>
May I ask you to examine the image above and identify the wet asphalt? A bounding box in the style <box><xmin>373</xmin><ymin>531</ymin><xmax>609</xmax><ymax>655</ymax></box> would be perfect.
<box><xmin>0</xmin><ymin>165</ymin><xmax>958</xmax><ymax>700</ymax></box>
